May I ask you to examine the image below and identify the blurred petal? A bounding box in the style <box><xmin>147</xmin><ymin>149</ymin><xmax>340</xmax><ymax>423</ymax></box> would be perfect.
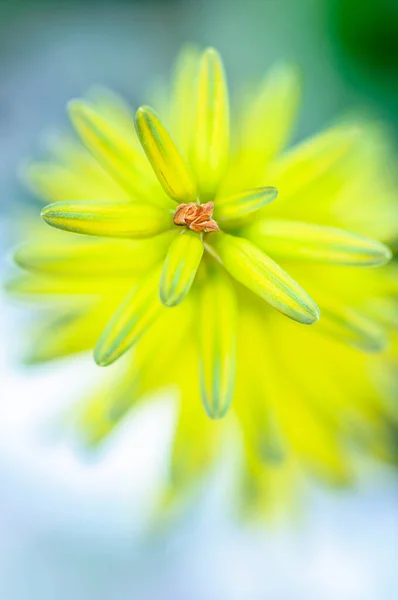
<box><xmin>215</xmin><ymin>186</ymin><xmax>278</xmax><ymax>227</ymax></box>
<box><xmin>41</xmin><ymin>200</ymin><xmax>172</xmax><ymax>238</ymax></box>
<box><xmin>209</xmin><ymin>233</ymin><xmax>319</xmax><ymax>325</ymax></box>
<box><xmin>240</xmin><ymin>63</ymin><xmax>301</xmax><ymax>163</ymax></box>
<box><xmin>245</xmin><ymin>220</ymin><xmax>392</xmax><ymax>266</ymax></box>
<box><xmin>94</xmin><ymin>269</ymin><xmax>163</xmax><ymax>366</ymax></box>
<box><xmin>22</xmin><ymin>161</ymin><xmax>128</xmax><ymax>204</ymax></box>
<box><xmin>14</xmin><ymin>233</ymin><xmax>173</xmax><ymax>278</ymax></box>
<box><xmin>315</xmin><ymin>303</ymin><xmax>389</xmax><ymax>353</ymax></box>
<box><xmin>267</xmin><ymin>125</ymin><xmax>360</xmax><ymax>198</ymax></box>
<box><xmin>192</xmin><ymin>48</ymin><xmax>229</xmax><ymax>199</ymax></box>
<box><xmin>159</xmin><ymin>230</ymin><xmax>203</xmax><ymax>306</ymax></box>
<box><xmin>68</xmin><ymin>100</ymin><xmax>165</xmax><ymax>204</ymax></box>
<box><xmin>5</xmin><ymin>273</ymin><xmax>129</xmax><ymax>296</ymax></box>
<box><xmin>198</xmin><ymin>269</ymin><xmax>237</xmax><ymax>418</ymax></box>
<box><xmin>24</xmin><ymin>302</ymin><xmax>110</xmax><ymax>364</ymax></box>
<box><xmin>169</xmin><ymin>45</ymin><xmax>201</xmax><ymax>154</ymax></box>
<box><xmin>135</xmin><ymin>106</ymin><xmax>197</xmax><ymax>203</ymax></box>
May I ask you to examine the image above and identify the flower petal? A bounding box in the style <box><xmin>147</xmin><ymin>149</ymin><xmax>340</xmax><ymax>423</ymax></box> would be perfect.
<box><xmin>14</xmin><ymin>233</ymin><xmax>174</xmax><ymax>278</ymax></box>
<box><xmin>267</xmin><ymin>125</ymin><xmax>361</xmax><ymax>198</ymax></box>
<box><xmin>67</xmin><ymin>100</ymin><xmax>163</xmax><ymax>203</ymax></box>
<box><xmin>24</xmin><ymin>303</ymin><xmax>110</xmax><ymax>364</ymax></box>
<box><xmin>245</xmin><ymin>220</ymin><xmax>392</xmax><ymax>266</ymax></box>
<box><xmin>315</xmin><ymin>303</ymin><xmax>389</xmax><ymax>353</ymax></box>
<box><xmin>159</xmin><ymin>230</ymin><xmax>203</xmax><ymax>307</ymax></box>
<box><xmin>22</xmin><ymin>161</ymin><xmax>128</xmax><ymax>204</ymax></box>
<box><xmin>5</xmin><ymin>273</ymin><xmax>129</xmax><ymax>296</ymax></box>
<box><xmin>41</xmin><ymin>200</ymin><xmax>172</xmax><ymax>238</ymax></box>
<box><xmin>215</xmin><ymin>186</ymin><xmax>278</xmax><ymax>227</ymax></box>
<box><xmin>135</xmin><ymin>106</ymin><xmax>197</xmax><ymax>203</ymax></box>
<box><xmin>208</xmin><ymin>233</ymin><xmax>320</xmax><ymax>324</ymax></box>
<box><xmin>240</xmin><ymin>63</ymin><xmax>301</xmax><ymax>164</ymax></box>
<box><xmin>192</xmin><ymin>48</ymin><xmax>229</xmax><ymax>199</ymax></box>
<box><xmin>169</xmin><ymin>45</ymin><xmax>201</xmax><ymax>154</ymax></box>
<box><xmin>94</xmin><ymin>269</ymin><xmax>163</xmax><ymax>366</ymax></box>
<box><xmin>198</xmin><ymin>269</ymin><xmax>237</xmax><ymax>419</ymax></box>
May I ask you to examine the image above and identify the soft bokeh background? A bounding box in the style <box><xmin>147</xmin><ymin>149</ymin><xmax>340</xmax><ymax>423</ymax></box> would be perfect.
<box><xmin>1</xmin><ymin>1</ymin><xmax>398</xmax><ymax>598</ymax></box>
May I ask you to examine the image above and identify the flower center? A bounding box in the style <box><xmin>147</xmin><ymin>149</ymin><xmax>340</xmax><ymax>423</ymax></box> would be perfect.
<box><xmin>173</xmin><ymin>201</ymin><xmax>219</xmax><ymax>233</ymax></box>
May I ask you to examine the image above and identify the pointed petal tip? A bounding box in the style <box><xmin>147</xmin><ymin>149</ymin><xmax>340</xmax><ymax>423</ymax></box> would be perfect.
<box><xmin>93</xmin><ymin>348</ymin><xmax>113</xmax><ymax>367</ymax></box>
<box><xmin>376</xmin><ymin>242</ymin><xmax>393</xmax><ymax>266</ymax></box>
<box><xmin>305</xmin><ymin>304</ymin><xmax>321</xmax><ymax>325</ymax></box>
<box><xmin>40</xmin><ymin>203</ymin><xmax>55</xmax><ymax>224</ymax></box>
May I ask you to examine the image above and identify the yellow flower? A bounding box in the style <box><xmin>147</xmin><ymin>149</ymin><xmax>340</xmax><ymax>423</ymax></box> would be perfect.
<box><xmin>9</xmin><ymin>46</ymin><xmax>398</xmax><ymax>516</ymax></box>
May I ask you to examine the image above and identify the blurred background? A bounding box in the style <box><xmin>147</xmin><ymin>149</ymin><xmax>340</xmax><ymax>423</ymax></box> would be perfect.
<box><xmin>1</xmin><ymin>0</ymin><xmax>398</xmax><ymax>598</ymax></box>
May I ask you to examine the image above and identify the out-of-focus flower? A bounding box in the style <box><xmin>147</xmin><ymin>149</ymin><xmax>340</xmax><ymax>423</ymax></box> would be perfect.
<box><xmin>8</xmin><ymin>47</ymin><xmax>398</xmax><ymax>516</ymax></box>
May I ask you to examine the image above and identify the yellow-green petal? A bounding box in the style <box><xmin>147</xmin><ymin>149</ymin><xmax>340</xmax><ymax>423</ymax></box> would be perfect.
<box><xmin>169</xmin><ymin>45</ymin><xmax>201</xmax><ymax>154</ymax></box>
<box><xmin>267</xmin><ymin>125</ymin><xmax>360</xmax><ymax>198</ymax></box>
<box><xmin>135</xmin><ymin>105</ymin><xmax>197</xmax><ymax>203</ymax></box>
<box><xmin>315</xmin><ymin>303</ymin><xmax>389</xmax><ymax>353</ymax></box>
<box><xmin>245</xmin><ymin>220</ymin><xmax>392</xmax><ymax>266</ymax></box>
<box><xmin>241</xmin><ymin>63</ymin><xmax>301</xmax><ymax>164</ymax></box>
<box><xmin>22</xmin><ymin>161</ymin><xmax>128</xmax><ymax>204</ymax></box>
<box><xmin>94</xmin><ymin>269</ymin><xmax>163</xmax><ymax>366</ymax></box>
<box><xmin>208</xmin><ymin>233</ymin><xmax>320</xmax><ymax>324</ymax></box>
<box><xmin>67</xmin><ymin>100</ymin><xmax>161</xmax><ymax>203</ymax></box>
<box><xmin>24</xmin><ymin>303</ymin><xmax>110</xmax><ymax>364</ymax></box>
<box><xmin>41</xmin><ymin>200</ymin><xmax>172</xmax><ymax>238</ymax></box>
<box><xmin>159</xmin><ymin>230</ymin><xmax>203</xmax><ymax>307</ymax></box>
<box><xmin>198</xmin><ymin>269</ymin><xmax>237</xmax><ymax>419</ymax></box>
<box><xmin>14</xmin><ymin>233</ymin><xmax>174</xmax><ymax>278</ymax></box>
<box><xmin>4</xmin><ymin>273</ymin><xmax>130</xmax><ymax>296</ymax></box>
<box><xmin>192</xmin><ymin>48</ymin><xmax>229</xmax><ymax>199</ymax></box>
<box><xmin>215</xmin><ymin>187</ymin><xmax>278</xmax><ymax>227</ymax></box>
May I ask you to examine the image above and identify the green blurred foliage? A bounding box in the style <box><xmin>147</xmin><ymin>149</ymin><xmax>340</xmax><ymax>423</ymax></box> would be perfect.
<box><xmin>331</xmin><ymin>0</ymin><xmax>398</xmax><ymax>75</ymax></box>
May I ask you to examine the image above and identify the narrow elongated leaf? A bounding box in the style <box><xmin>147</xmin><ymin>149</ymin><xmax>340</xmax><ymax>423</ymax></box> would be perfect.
<box><xmin>135</xmin><ymin>106</ymin><xmax>197</xmax><ymax>203</ymax></box>
<box><xmin>68</xmin><ymin>100</ymin><xmax>162</xmax><ymax>203</ymax></box>
<box><xmin>245</xmin><ymin>220</ymin><xmax>392</xmax><ymax>266</ymax></box>
<box><xmin>198</xmin><ymin>270</ymin><xmax>237</xmax><ymax>419</ymax></box>
<box><xmin>192</xmin><ymin>48</ymin><xmax>229</xmax><ymax>199</ymax></box>
<box><xmin>159</xmin><ymin>230</ymin><xmax>203</xmax><ymax>306</ymax></box>
<box><xmin>215</xmin><ymin>187</ymin><xmax>278</xmax><ymax>227</ymax></box>
<box><xmin>41</xmin><ymin>200</ymin><xmax>172</xmax><ymax>238</ymax></box>
<box><xmin>94</xmin><ymin>269</ymin><xmax>163</xmax><ymax>366</ymax></box>
<box><xmin>315</xmin><ymin>303</ymin><xmax>388</xmax><ymax>353</ymax></box>
<box><xmin>267</xmin><ymin>125</ymin><xmax>360</xmax><ymax>198</ymax></box>
<box><xmin>209</xmin><ymin>233</ymin><xmax>320</xmax><ymax>324</ymax></box>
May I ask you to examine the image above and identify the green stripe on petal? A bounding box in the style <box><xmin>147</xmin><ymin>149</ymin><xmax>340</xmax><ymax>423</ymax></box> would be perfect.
<box><xmin>135</xmin><ymin>106</ymin><xmax>197</xmax><ymax>203</ymax></box>
<box><xmin>208</xmin><ymin>233</ymin><xmax>320</xmax><ymax>325</ymax></box>
<box><xmin>192</xmin><ymin>48</ymin><xmax>229</xmax><ymax>200</ymax></box>
<box><xmin>245</xmin><ymin>220</ymin><xmax>392</xmax><ymax>266</ymax></box>
<box><xmin>94</xmin><ymin>269</ymin><xmax>163</xmax><ymax>366</ymax></box>
<box><xmin>41</xmin><ymin>200</ymin><xmax>172</xmax><ymax>238</ymax></box>
<box><xmin>215</xmin><ymin>187</ymin><xmax>278</xmax><ymax>227</ymax></box>
<box><xmin>198</xmin><ymin>269</ymin><xmax>237</xmax><ymax>419</ymax></box>
<box><xmin>315</xmin><ymin>303</ymin><xmax>389</xmax><ymax>353</ymax></box>
<box><xmin>159</xmin><ymin>230</ymin><xmax>203</xmax><ymax>307</ymax></box>
<box><xmin>67</xmin><ymin>100</ymin><xmax>163</xmax><ymax>204</ymax></box>
<box><xmin>267</xmin><ymin>125</ymin><xmax>360</xmax><ymax>198</ymax></box>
